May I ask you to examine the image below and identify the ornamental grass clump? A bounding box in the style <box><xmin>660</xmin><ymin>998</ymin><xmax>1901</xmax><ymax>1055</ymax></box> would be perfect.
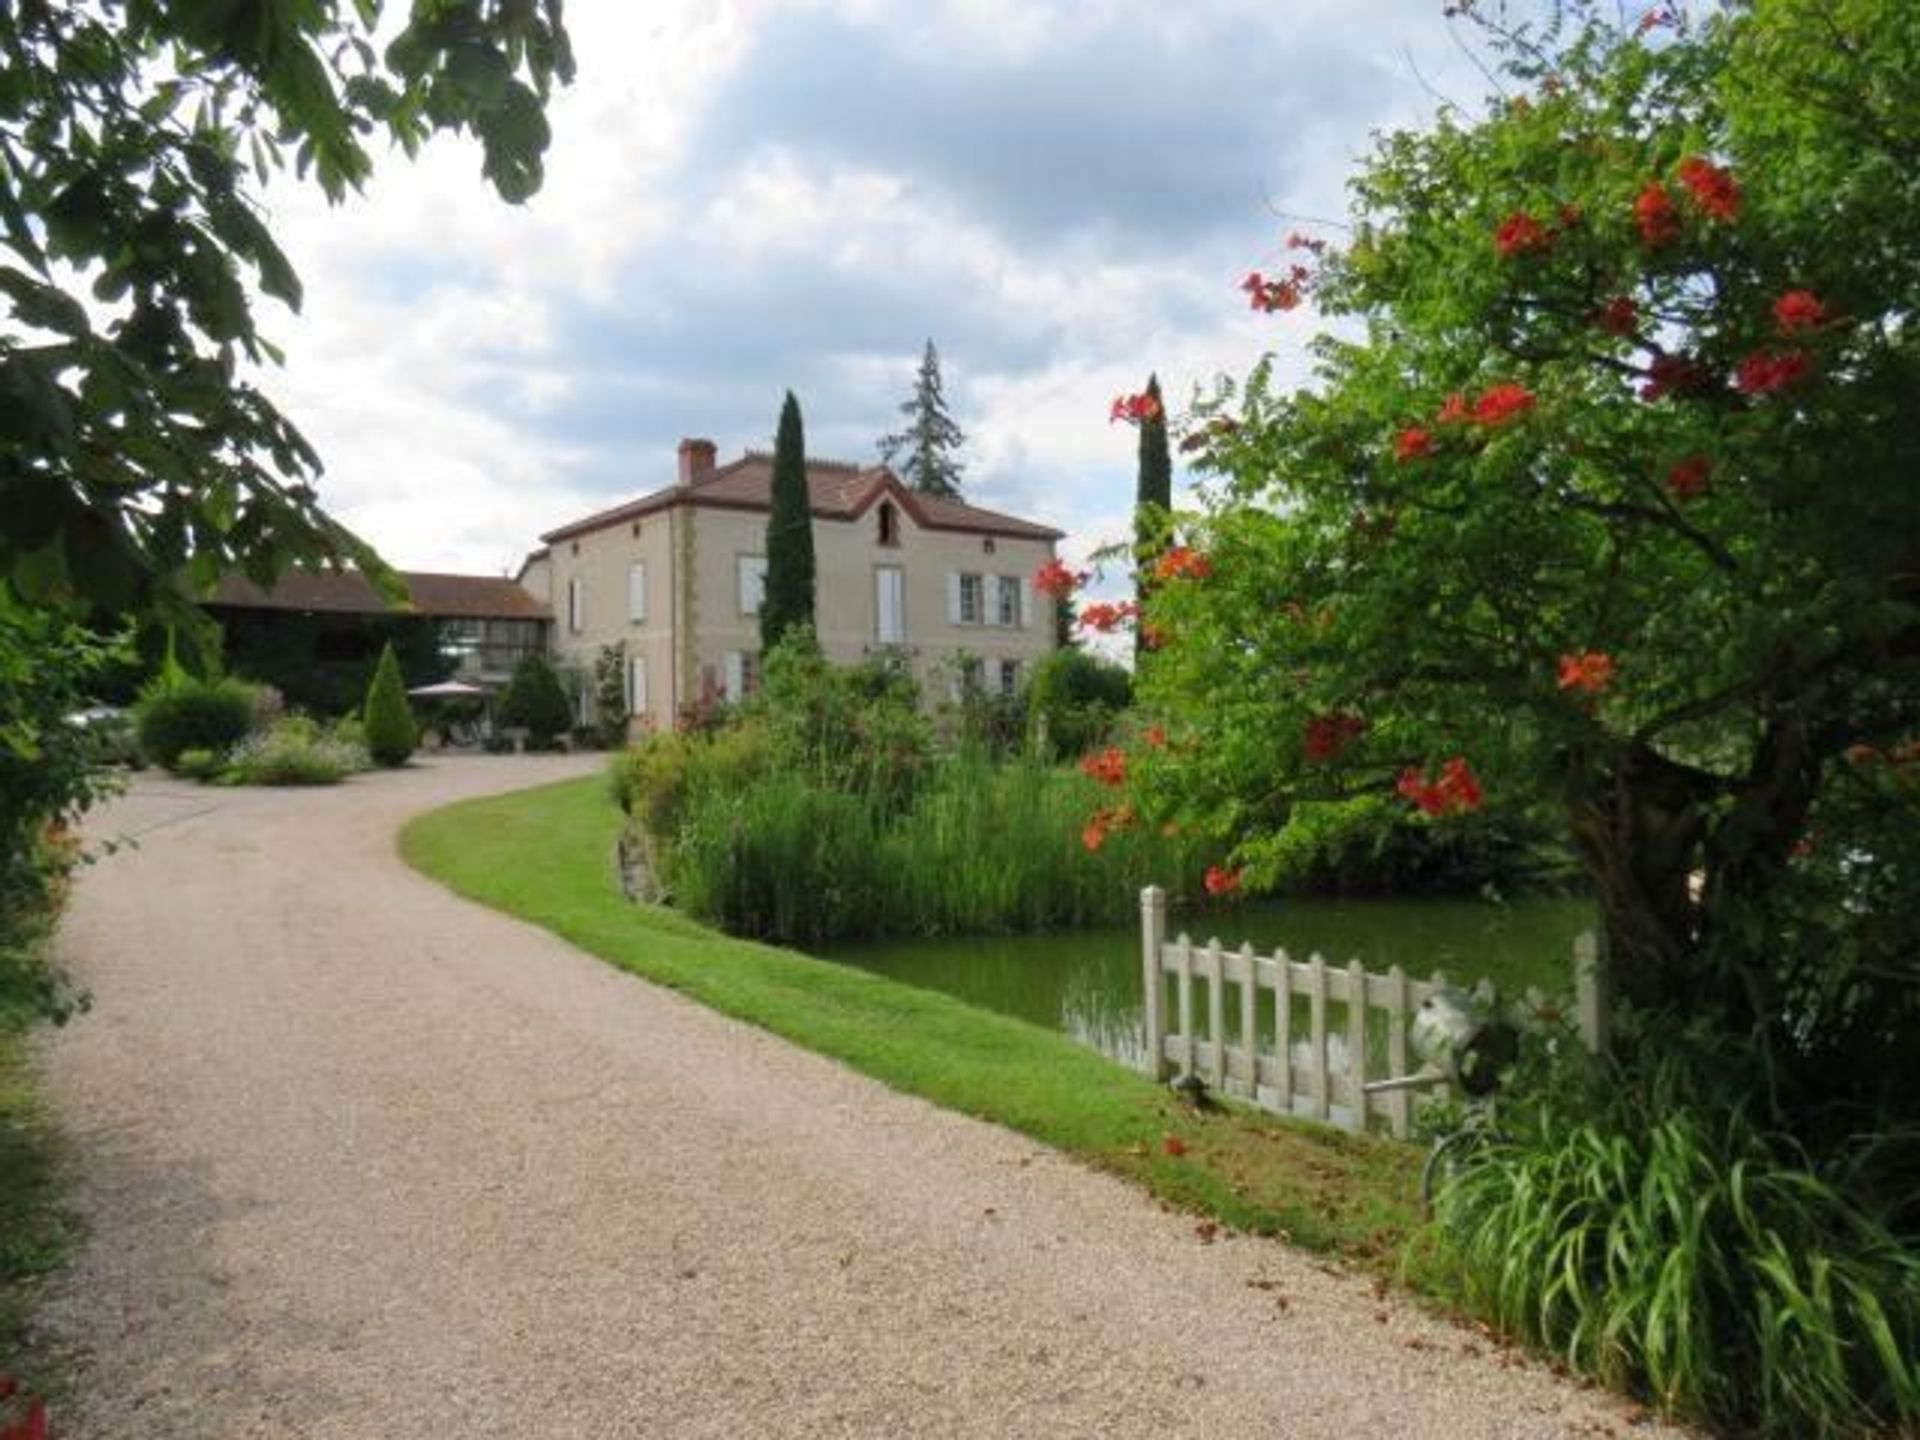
<box><xmin>222</xmin><ymin>717</ymin><xmax>370</xmax><ymax>786</ymax></box>
<box><xmin>1429</xmin><ymin>1059</ymin><xmax>1920</xmax><ymax>1438</ymax></box>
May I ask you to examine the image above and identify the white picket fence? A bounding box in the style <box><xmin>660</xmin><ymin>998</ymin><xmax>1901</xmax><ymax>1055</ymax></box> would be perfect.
<box><xmin>1139</xmin><ymin>886</ymin><xmax>1603</xmax><ymax>1139</ymax></box>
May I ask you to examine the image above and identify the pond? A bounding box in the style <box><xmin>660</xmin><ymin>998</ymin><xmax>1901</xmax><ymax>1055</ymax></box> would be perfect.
<box><xmin>814</xmin><ymin>895</ymin><xmax>1595</xmax><ymax>1072</ymax></box>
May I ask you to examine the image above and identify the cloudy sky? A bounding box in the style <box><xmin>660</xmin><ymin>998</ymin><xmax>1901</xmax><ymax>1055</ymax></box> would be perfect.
<box><xmin>262</xmin><ymin>0</ymin><xmax>1519</xmax><ymax>580</ymax></box>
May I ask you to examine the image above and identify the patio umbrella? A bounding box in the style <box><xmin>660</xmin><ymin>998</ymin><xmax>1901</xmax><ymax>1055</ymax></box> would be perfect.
<box><xmin>406</xmin><ymin>680</ymin><xmax>491</xmax><ymax>698</ymax></box>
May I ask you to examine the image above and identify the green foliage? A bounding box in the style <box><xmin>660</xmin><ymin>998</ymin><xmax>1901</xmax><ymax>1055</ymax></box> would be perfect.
<box><xmin>0</xmin><ymin>601</ymin><xmax>119</xmax><ymax>1024</ymax></box>
<box><xmin>754</xmin><ymin>631</ymin><xmax>930</xmax><ymax>812</ymax></box>
<box><xmin>216</xmin><ymin>609</ymin><xmax>450</xmax><ymax>715</ymax></box>
<box><xmin>172</xmin><ymin>748</ymin><xmax>223</xmax><ymax>782</ymax></box>
<box><xmin>496</xmin><ymin>653</ymin><xmax>573</xmax><ymax>747</ymax></box>
<box><xmin>361</xmin><ymin>643</ymin><xmax>418</xmax><ymax>767</ymax></box>
<box><xmin>0</xmin><ymin>2</ymin><xmax>573</xmax><ymax>628</ymax></box>
<box><xmin>878</xmin><ymin>339</ymin><xmax>967</xmax><ymax>498</ymax></box>
<box><xmin>1138</xmin><ymin>3</ymin><xmax>1920</xmax><ymax>1118</ymax></box>
<box><xmin>1027</xmin><ymin>647</ymin><xmax>1132</xmax><ymax>760</ymax></box>
<box><xmin>761</xmin><ymin>392</ymin><xmax>817</xmax><ymax>651</ymax></box>
<box><xmin>134</xmin><ymin>676</ymin><xmax>255</xmax><ymax>769</ymax></box>
<box><xmin>222</xmin><ymin>718</ymin><xmax>369</xmax><ymax>786</ymax></box>
<box><xmin>1250</xmin><ymin>794</ymin><xmax>1578</xmax><ymax>897</ymax></box>
<box><xmin>1430</xmin><ymin>1056</ymin><xmax>1920</xmax><ymax>1437</ymax></box>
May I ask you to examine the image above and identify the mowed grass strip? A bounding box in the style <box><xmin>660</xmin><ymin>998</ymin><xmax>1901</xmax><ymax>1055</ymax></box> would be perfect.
<box><xmin>399</xmin><ymin>775</ymin><xmax>1425</xmax><ymax>1267</ymax></box>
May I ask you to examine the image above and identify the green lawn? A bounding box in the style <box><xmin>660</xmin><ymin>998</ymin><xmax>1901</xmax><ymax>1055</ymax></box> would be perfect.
<box><xmin>400</xmin><ymin>775</ymin><xmax>1429</xmax><ymax>1269</ymax></box>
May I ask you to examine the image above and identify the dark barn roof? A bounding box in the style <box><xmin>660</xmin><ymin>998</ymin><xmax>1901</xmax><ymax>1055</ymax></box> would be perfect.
<box><xmin>203</xmin><ymin>570</ymin><xmax>550</xmax><ymax>621</ymax></box>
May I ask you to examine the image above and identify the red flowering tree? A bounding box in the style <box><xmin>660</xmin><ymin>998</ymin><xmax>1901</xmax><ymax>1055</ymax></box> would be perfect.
<box><xmin>1136</xmin><ymin>3</ymin><xmax>1920</xmax><ymax>1112</ymax></box>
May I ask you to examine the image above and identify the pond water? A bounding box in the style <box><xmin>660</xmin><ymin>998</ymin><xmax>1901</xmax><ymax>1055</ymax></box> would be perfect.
<box><xmin>814</xmin><ymin>895</ymin><xmax>1595</xmax><ymax>1071</ymax></box>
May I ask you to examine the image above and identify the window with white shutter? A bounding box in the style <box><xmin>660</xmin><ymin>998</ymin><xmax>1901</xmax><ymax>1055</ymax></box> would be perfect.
<box><xmin>567</xmin><ymin>576</ymin><xmax>583</xmax><ymax>634</ymax></box>
<box><xmin>723</xmin><ymin>651</ymin><xmax>762</xmax><ymax>699</ymax></box>
<box><xmin>737</xmin><ymin>555</ymin><xmax>767</xmax><ymax>615</ymax></box>
<box><xmin>953</xmin><ymin>573</ymin><xmax>984</xmax><ymax>625</ymax></box>
<box><xmin>627</xmin><ymin>563</ymin><xmax>647</xmax><ymax>623</ymax></box>
<box><xmin>627</xmin><ymin>654</ymin><xmax>648</xmax><ymax>717</ymax></box>
<box><xmin>876</xmin><ymin>566</ymin><xmax>905</xmax><ymax>644</ymax></box>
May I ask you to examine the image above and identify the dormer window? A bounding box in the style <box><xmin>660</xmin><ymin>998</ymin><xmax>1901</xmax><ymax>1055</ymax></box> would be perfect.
<box><xmin>877</xmin><ymin>500</ymin><xmax>900</xmax><ymax>547</ymax></box>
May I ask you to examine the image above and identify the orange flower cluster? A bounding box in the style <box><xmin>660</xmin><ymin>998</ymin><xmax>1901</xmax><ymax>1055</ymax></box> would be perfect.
<box><xmin>1492</xmin><ymin>210</ymin><xmax>1552</xmax><ymax>258</ymax></box>
<box><xmin>1634</xmin><ymin>182</ymin><xmax>1680</xmax><ymax>246</ymax></box>
<box><xmin>1666</xmin><ymin>455</ymin><xmax>1712</xmax><ymax>501</ymax></box>
<box><xmin>1396</xmin><ymin>758</ymin><xmax>1484</xmax><ymax>817</ymax></box>
<box><xmin>1152</xmin><ymin>547</ymin><xmax>1213</xmax><ymax>582</ymax></box>
<box><xmin>1594</xmin><ymin>295</ymin><xmax>1638</xmax><ymax>337</ymax></box>
<box><xmin>1676</xmin><ymin>156</ymin><xmax>1741</xmax><ymax>222</ymax></box>
<box><xmin>1303</xmin><ymin>711</ymin><xmax>1367</xmax><ymax>762</ymax></box>
<box><xmin>1080</xmin><ymin>803</ymin><xmax>1136</xmax><ymax>852</ymax></box>
<box><xmin>1077</xmin><ymin>600</ymin><xmax>1139</xmax><ymax>634</ymax></box>
<box><xmin>1203</xmin><ymin>866</ymin><xmax>1243</xmax><ymax>898</ymax></box>
<box><xmin>1109</xmin><ymin>391</ymin><xmax>1162</xmax><ymax>425</ymax></box>
<box><xmin>1079</xmin><ymin>746</ymin><xmax>1127</xmax><ymax>788</ymax></box>
<box><xmin>1734</xmin><ymin>348</ymin><xmax>1811</xmax><ymax>395</ymax></box>
<box><xmin>1242</xmin><ymin>266</ymin><xmax>1309</xmax><ymax>313</ymax></box>
<box><xmin>1395</xmin><ymin>426</ymin><xmax>1435</xmax><ymax>463</ymax></box>
<box><xmin>1557</xmin><ymin>651</ymin><xmax>1616</xmax><ymax>694</ymax></box>
<box><xmin>1033</xmin><ymin>557</ymin><xmax>1087</xmax><ymax>601</ymax></box>
<box><xmin>1773</xmin><ymin>289</ymin><xmax>1827</xmax><ymax>334</ymax></box>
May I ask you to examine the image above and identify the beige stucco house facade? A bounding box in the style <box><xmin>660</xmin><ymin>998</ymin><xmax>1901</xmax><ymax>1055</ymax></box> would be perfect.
<box><xmin>519</xmin><ymin>438</ymin><xmax>1064</xmax><ymax>734</ymax></box>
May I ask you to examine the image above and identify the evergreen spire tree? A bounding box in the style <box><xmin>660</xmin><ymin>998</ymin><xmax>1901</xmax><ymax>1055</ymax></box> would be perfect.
<box><xmin>878</xmin><ymin>339</ymin><xmax>967</xmax><ymax>498</ymax></box>
<box><xmin>1133</xmin><ymin>373</ymin><xmax>1172</xmax><ymax>660</ymax></box>
<box><xmin>761</xmin><ymin>391</ymin><xmax>817</xmax><ymax>652</ymax></box>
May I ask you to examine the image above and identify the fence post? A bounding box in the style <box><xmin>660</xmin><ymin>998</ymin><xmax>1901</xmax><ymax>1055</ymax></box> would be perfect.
<box><xmin>1574</xmin><ymin>930</ymin><xmax>1607</xmax><ymax>1056</ymax></box>
<box><xmin>1140</xmin><ymin>886</ymin><xmax>1168</xmax><ymax>1080</ymax></box>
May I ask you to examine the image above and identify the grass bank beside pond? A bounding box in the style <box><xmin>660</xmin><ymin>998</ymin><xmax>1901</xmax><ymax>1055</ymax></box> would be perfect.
<box><xmin>399</xmin><ymin>775</ymin><xmax>1429</xmax><ymax>1271</ymax></box>
<box><xmin>0</xmin><ymin>1024</ymin><xmax>69</xmax><ymax>1391</ymax></box>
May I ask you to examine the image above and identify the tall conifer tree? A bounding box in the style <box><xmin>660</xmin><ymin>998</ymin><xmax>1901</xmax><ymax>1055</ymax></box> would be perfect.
<box><xmin>761</xmin><ymin>392</ymin><xmax>817</xmax><ymax>652</ymax></box>
<box><xmin>878</xmin><ymin>340</ymin><xmax>967</xmax><ymax>498</ymax></box>
<box><xmin>1133</xmin><ymin>374</ymin><xmax>1172</xmax><ymax>660</ymax></box>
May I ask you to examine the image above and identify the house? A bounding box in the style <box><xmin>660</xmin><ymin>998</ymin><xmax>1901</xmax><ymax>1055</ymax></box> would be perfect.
<box><xmin>203</xmin><ymin>569</ymin><xmax>551</xmax><ymax>712</ymax></box>
<box><xmin>523</xmin><ymin>438</ymin><xmax>1064</xmax><ymax>733</ymax></box>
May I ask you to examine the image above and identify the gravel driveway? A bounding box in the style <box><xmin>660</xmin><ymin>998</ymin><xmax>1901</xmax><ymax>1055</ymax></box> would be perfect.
<box><xmin>35</xmin><ymin>758</ymin><xmax>1673</xmax><ymax>1438</ymax></box>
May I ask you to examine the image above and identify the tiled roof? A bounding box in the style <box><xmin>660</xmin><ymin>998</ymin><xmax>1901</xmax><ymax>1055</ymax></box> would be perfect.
<box><xmin>203</xmin><ymin>569</ymin><xmax>551</xmax><ymax>620</ymax></box>
<box><xmin>542</xmin><ymin>453</ymin><xmax>1063</xmax><ymax>544</ymax></box>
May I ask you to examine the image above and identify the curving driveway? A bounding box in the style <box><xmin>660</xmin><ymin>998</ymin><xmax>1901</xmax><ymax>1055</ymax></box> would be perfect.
<box><xmin>36</xmin><ymin>758</ymin><xmax>1669</xmax><ymax>1438</ymax></box>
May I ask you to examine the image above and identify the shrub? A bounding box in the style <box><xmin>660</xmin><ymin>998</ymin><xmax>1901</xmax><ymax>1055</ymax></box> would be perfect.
<box><xmin>496</xmin><ymin>653</ymin><xmax>572</xmax><ymax>747</ymax></box>
<box><xmin>172</xmin><ymin>748</ymin><xmax>223</xmax><ymax>782</ymax></box>
<box><xmin>1430</xmin><ymin>1057</ymin><xmax>1920</xmax><ymax>1437</ymax></box>
<box><xmin>1027</xmin><ymin>648</ymin><xmax>1131</xmax><ymax>760</ymax></box>
<box><xmin>134</xmin><ymin>675</ymin><xmax>255</xmax><ymax>768</ymax></box>
<box><xmin>361</xmin><ymin>642</ymin><xmax>417</xmax><ymax>767</ymax></box>
<box><xmin>223</xmin><ymin>720</ymin><xmax>370</xmax><ymax>786</ymax></box>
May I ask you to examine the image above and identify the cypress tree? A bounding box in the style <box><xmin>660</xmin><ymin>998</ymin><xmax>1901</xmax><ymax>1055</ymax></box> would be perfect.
<box><xmin>761</xmin><ymin>391</ymin><xmax>817</xmax><ymax>652</ymax></box>
<box><xmin>1133</xmin><ymin>373</ymin><xmax>1172</xmax><ymax>660</ymax></box>
<box><xmin>878</xmin><ymin>339</ymin><xmax>966</xmax><ymax>498</ymax></box>
<box><xmin>362</xmin><ymin>641</ymin><xmax>418</xmax><ymax>766</ymax></box>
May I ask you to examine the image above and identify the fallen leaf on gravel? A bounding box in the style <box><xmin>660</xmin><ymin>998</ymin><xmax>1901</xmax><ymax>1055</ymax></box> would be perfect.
<box><xmin>1400</xmin><ymin>1336</ymin><xmax>1437</xmax><ymax>1352</ymax></box>
<box><xmin>982</xmin><ymin>1206</ymin><xmax>997</xmax><ymax>1217</ymax></box>
<box><xmin>1372</xmin><ymin>1309</ymin><xmax>1389</xmax><ymax>1324</ymax></box>
<box><xmin>1162</xmin><ymin>1134</ymin><xmax>1188</xmax><ymax>1157</ymax></box>
<box><xmin>1193</xmin><ymin>1220</ymin><xmax>1219</xmax><ymax>1244</ymax></box>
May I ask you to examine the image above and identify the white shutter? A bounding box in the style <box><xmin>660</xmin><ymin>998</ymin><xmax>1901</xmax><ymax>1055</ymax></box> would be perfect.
<box><xmin>738</xmin><ymin>556</ymin><xmax>767</xmax><ymax>615</ymax></box>
<box><xmin>1018</xmin><ymin>575</ymin><xmax>1032</xmax><ymax>630</ymax></box>
<box><xmin>877</xmin><ymin>568</ymin><xmax>904</xmax><ymax>643</ymax></box>
<box><xmin>947</xmin><ymin>572</ymin><xmax>963</xmax><ymax>625</ymax></box>
<box><xmin>724</xmin><ymin>651</ymin><xmax>745</xmax><ymax>700</ymax></box>
<box><xmin>628</xmin><ymin>563</ymin><xmax>647</xmax><ymax>623</ymax></box>
<box><xmin>627</xmin><ymin>654</ymin><xmax>648</xmax><ymax>717</ymax></box>
<box><xmin>567</xmin><ymin>577</ymin><xmax>583</xmax><ymax>633</ymax></box>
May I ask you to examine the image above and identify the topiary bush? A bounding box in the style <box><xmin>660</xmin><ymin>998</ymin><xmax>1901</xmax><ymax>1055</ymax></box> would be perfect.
<box><xmin>361</xmin><ymin>642</ymin><xmax>417</xmax><ymax>767</ymax></box>
<box><xmin>134</xmin><ymin>676</ymin><xmax>255</xmax><ymax>769</ymax></box>
<box><xmin>496</xmin><ymin>653</ymin><xmax>573</xmax><ymax>748</ymax></box>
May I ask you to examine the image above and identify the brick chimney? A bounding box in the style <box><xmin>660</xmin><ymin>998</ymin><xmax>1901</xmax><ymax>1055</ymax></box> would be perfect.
<box><xmin>677</xmin><ymin>437</ymin><xmax>717</xmax><ymax>489</ymax></box>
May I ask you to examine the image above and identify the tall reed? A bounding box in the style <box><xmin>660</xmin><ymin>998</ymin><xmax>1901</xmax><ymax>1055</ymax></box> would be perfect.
<box><xmin>663</xmin><ymin>753</ymin><xmax>1215</xmax><ymax>945</ymax></box>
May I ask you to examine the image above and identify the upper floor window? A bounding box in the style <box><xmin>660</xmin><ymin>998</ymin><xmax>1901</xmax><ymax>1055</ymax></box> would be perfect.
<box><xmin>875</xmin><ymin>566</ymin><xmax>905</xmax><ymax>644</ymax></box>
<box><xmin>995</xmin><ymin>575</ymin><xmax>1021</xmax><ymax>627</ymax></box>
<box><xmin>951</xmin><ymin>572</ymin><xmax>985</xmax><ymax>625</ymax></box>
<box><xmin>877</xmin><ymin>500</ymin><xmax>900</xmax><ymax>547</ymax></box>
<box><xmin>737</xmin><ymin>554</ymin><xmax>767</xmax><ymax>615</ymax></box>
